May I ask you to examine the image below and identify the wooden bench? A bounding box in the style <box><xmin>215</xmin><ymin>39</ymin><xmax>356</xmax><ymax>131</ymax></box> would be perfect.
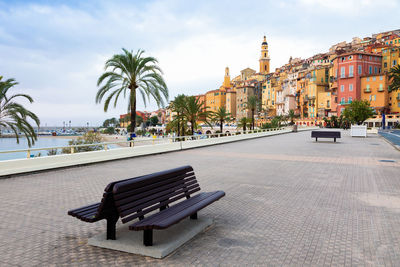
<box><xmin>311</xmin><ymin>131</ymin><xmax>341</xmax><ymax>142</ymax></box>
<box><xmin>68</xmin><ymin>166</ymin><xmax>225</xmax><ymax>246</ymax></box>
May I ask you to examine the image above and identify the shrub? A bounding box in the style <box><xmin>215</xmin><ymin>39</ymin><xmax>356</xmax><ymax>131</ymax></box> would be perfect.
<box><xmin>62</xmin><ymin>132</ymin><xmax>104</xmax><ymax>154</ymax></box>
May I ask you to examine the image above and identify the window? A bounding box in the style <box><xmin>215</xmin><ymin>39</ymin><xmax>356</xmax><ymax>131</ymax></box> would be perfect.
<box><xmin>349</xmin><ymin>84</ymin><xmax>353</xmax><ymax>91</ymax></box>
<box><xmin>327</xmin><ymin>100</ymin><xmax>330</xmax><ymax>108</ymax></box>
<box><xmin>384</xmin><ymin>62</ymin><xmax>388</xmax><ymax>68</ymax></box>
<box><xmin>341</xmin><ymin>85</ymin><xmax>344</xmax><ymax>92</ymax></box>
<box><xmin>374</xmin><ymin>95</ymin><xmax>376</xmax><ymax>101</ymax></box>
<box><xmin>369</xmin><ymin>56</ymin><xmax>372</xmax><ymax>60</ymax></box>
<box><xmin>369</xmin><ymin>66</ymin><xmax>372</xmax><ymax>74</ymax></box>
<box><xmin>367</xmin><ymin>84</ymin><xmax>370</xmax><ymax>90</ymax></box>
<box><xmin>244</xmin><ymin>88</ymin><xmax>246</xmax><ymax>93</ymax></box>
<box><xmin>358</xmin><ymin>65</ymin><xmax>362</xmax><ymax>74</ymax></box>
<box><xmin>379</xmin><ymin>84</ymin><xmax>383</xmax><ymax>91</ymax></box>
<box><xmin>341</xmin><ymin>97</ymin><xmax>345</xmax><ymax>103</ymax></box>
<box><xmin>359</xmin><ymin>55</ymin><xmax>363</xmax><ymax>59</ymax></box>
<box><xmin>394</xmin><ymin>60</ymin><xmax>397</xmax><ymax>66</ymax></box>
<box><xmin>367</xmin><ymin>77</ymin><xmax>370</xmax><ymax>81</ymax></box>
<box><xmin>341</xmin><ymin>67</ymin><xmax>345</xmax><ymax>78</ymax></box>
<box><xmin>373</xmin><ymin>76</ymin><xmax>376</xmax><ymax>81</ymax></box>
<box><xmin>341</xmin><ymin>57</ymin><xmax>345</xmax><ymax>62</ymax></box>
<box><xmin>398</xmin><ymin>102</ymin><xmax>400</xmax><ymax>108</ymax></box>
<box><xmin>374</xmin><ymin>67</ymin><xmax>377</xmax><ymax>74</ymax></box>
<box><xmin>348</xmin><ymin>56</ymin><xmax>352</xmax><ymax>60</ymax></box>
<box><xmin>349</xmin><ymin>66</ymin><xmax>354</xmax><ymax>77</ymax></box>
<box><xmin>369</xmin><ymin>95</ymin><xmax>372</xmax><ymax>101</ymax></box>
<box><xmin>349</xmin><ymin>97</ymin><xmax>352</xmax><ymax>102</ymax></box>
<box><xmin>380</xmin><ymin>76</ymin><xmax>383</xmax><ymax>80</ymax></box>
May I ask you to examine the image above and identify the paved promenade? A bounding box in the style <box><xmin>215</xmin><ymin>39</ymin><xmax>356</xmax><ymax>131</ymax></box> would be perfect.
<box><xmin>1</xmin><ymin>130</ymin><xmax>400</xmax><ymax>266</ymax></box>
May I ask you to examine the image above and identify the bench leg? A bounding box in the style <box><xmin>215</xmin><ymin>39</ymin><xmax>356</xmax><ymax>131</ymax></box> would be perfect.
<box><xmin>315</xmin><ymin>137</ymin><xmax>318</xmax><ymax>142</ymax></box>
<box><xmin>190</xmin><ymin>212</ymin><xmax>198</xmax><ymax>220</ymax></box>
<box><xmin>144</xmin><ymin>229</ymin><xmax>153</xmax><ymax>246</ymax></box>
<box><xmin>334</xmin><ymin>138</ymin><xmax>336</xmax><ymax>142</ymax></box>
<box><xmin>106</xmin><ymin>215</ymin><xmax>118</xmax><ymax>240</ymax></box>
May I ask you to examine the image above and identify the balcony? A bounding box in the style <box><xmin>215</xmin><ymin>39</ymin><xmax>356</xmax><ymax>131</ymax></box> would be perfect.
<box><xmin>378</xmin><ymin>88</ymin><xmax>384</xmax><ymax>92</ymax></box>
<box><xmin>364</xmin><ymin>88</ymin><xmax>371</xmax><ymax>93</ymax></box>
<box><xmin>340</xmin><ymin>100</ymin><xmax>352</xmax><ymax>105</ymax></box>
<box><xmin>397</xmin><ymin>96</ymin><xmax>400</xmax><ymax>100</ymax></box>
<box><xmin>339</xmin><ymin>74</ymin><xmax>354</xmax><ymax>79</ymax></box>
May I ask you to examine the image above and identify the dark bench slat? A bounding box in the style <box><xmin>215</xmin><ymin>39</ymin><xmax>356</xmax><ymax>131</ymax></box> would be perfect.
<box><xmin>121</xmin><ymin>187</ymin><xmax>201</xmax><ymax>223</ymax></box>
<box><xmin>119</xmin><ymin>183</ymin><xmax>200</xmax><ymax>218</ymax></box>
<box><xmin>130</xmin><ymin>191</ymin><xmax>225</xmax><ymax>230</ymax></box>
<box><xmin>114</xmin><ymin>172</ymin><xmax>195</xmax><ymax>202</ymax></box>
<box><xmin>115</xmin><ymin>176</ymin><xmax>197</xmax><ymax>207</ymax></box>
<box><xmin>68</xmin><ymin>203</ymin><xmax>100</xmax><ymax>216</ymax></box>
<box><xmin>113</xmin><ymin>166</ymin><xmax>194</xmax><ymax>196</ymax></box>
<box><xmin>117</xmin><ymin>180</ymin><xmax>200</xmax><ymax>217</ymax></box>
<box><xmin>75</xmin><ymin>206</ymin><xmax>102</xmax><ymax>217</ymax></box>
<box><xmin>132</xmin><ymin>191</ymin><xmax>222</xmax><ymax>227</ymax></box>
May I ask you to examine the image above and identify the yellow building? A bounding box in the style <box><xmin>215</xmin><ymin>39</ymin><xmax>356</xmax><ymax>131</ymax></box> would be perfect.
<box><xmin>259</xmin><ymin>36</ymin><xmax>270</xmax><ymax>74</ymax></box>
<box><xmin>382</xmin><ymin>47</ymin><xmax>399</xmax><ymax>73</ymax></box>
<box><xmin>361</xmin><ymin>74</ymin><xmax>389</xmax><ymax>114</ymax></box>
<box><xmin>262</xmin><ymin>75</ymin><xmax>277</xmax><ymax>116</ymax></box>
<box><xmin>389</xmin><ymin>89</ymin><xmax>400</xmax><ymax>113</ymax></box>
<box><xmin>205</xmin><ymin>89</ymin><xmax>226</xmax><ymax>112</ymax></box>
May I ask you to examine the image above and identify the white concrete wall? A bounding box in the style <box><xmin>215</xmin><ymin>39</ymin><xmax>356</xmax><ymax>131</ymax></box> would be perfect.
<box><xmin>0</xmin><ymin>128</ymin><xmax>315</xmax><ymax>177</ymax></box>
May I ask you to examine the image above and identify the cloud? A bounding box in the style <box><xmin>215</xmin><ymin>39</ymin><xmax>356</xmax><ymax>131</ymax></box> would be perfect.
<box><xmin>0</xmin><ymin>0</ymin><xmax>397</xmax><ymax>126</ymax></box>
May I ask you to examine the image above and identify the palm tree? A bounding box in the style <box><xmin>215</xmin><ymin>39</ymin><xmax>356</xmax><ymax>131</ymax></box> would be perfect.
<box><xmin>237</xmin><ymin>117</ymin><xmax>251</xmax><ymax>131</ymax></box>
<box><xmin>388</xmin><ymin>65</ymin><xmax>400</xmax><ymax>92</ymax></box>
<box><xmin>288</xmin><ymin>109</ymin><xmax>296</xmax><ymax>125</ymax></box>
<box><xmin>213</xmin><ymin>107</ymin><xmax>231</xmax><ymax>133</ymax></box>
<box><xmin>244</xmin><ymin>95</ymin><xmax>259</xmax><ymax>130</ymax></box>
<box><xmin>0</xmin><ymin>77</ymin><xmax>40</xmax><ymax>147</ymax></box>
<box><xmin>182</xmin><ymin>96</ymin><xmax>212</xmax><ymax>135</ymax></box>
<box><xmin>170</xmin><ymin>94</ymin><xmax>187</xmax><ymax>136</ymax></box>
<box><xmin>96</xmin><ymin>49</ymin><xmax>168</xmax><ymax>135</ymax></box>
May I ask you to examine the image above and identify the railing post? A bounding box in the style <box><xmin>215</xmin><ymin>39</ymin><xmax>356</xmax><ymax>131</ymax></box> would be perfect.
<box><xmin>218</xmin><ymin>133</ymin><xmax>221</xmax><ymax>138</ymax></box>
<box><xmin>71</xmin><ymin>147</ymin><xmax>75</xmax><ymax>154</ymax></box>
<box><xmin>27</xmin><ymin>150</ymin><xmax>30</xmax><ymax>158</ymax></box>
<box><xmin>104</xmin><ymin>144</ymin><xmax>108</xmax><ymax>151</ymax></box>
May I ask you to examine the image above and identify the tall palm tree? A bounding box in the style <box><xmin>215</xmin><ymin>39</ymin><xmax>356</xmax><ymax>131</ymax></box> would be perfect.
<box><xmin>244</xmin><ymin>95</ymin><xmax>259</xmax><ymax>130</ymax></box>
<box><xmin>213</xmin><ymin>106</ymin><xmax>231</xmax><ymax>133</ymax></box>
<box><xmin>170</xmin><ymin>94</ymin><xmax>187</xmax><ymax>136</ymax></box>
<box><xmin>96</xmin><ymin>49</ymin><xmax>168</xmax><ymax>135</ymax></box>
<box><xmin>0</xmin><ymin>77</ymin><xmax>40</xmax><ymax>147</ymax></box>
<box><xmin>388</xmin><ymin>65</ymin><xmax>400</xmax><ymax>92</ymax></box>
<box><xmin>182</xmin><ymin>96</ymin><xmax>212</xmax><ymax>135</ymax></box>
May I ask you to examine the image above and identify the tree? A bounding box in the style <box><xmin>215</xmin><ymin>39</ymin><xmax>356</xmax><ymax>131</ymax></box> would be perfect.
<box><xmin>102</xmin><ymin>117</ymin><xmax>118</xmax><ymax>128</ymax></box>
<box><xmin>244</xmin><ymin>95</ymin><xmax>259</xmax><ymax>130</ymax></box>
<box><xmin>212</xmin><ymin>107</ymin><xmax>231</xmax><ymax>133</ymax></box>
<box><xmin>388</xmin><ymin>65</ymin><xmax>400</xmax><ymax>92</ymax></box>
<box><xmin>0</xmin><ymin>77</ymin><xmax>40</xmax><ymax>147</ymax></box>
<box><xmin>170</xmin><ymin>94</ymin><xmax>187</xmax><ymax>136</ymax></box>
<box><xmin>342</xmin><ymin>100</ymin><xmax>374</xmax><ymax>125</ymax></box>
<box><xmin>237</xmin><ymin>117</ymin><xmax>251</xmax><ymax>131</ymax></box>
<box><xmin>96</xmin><ymin>49</ymin><xmax>168</xmax><ymax>135</ymax></box>
<box><xmin>182</xmin><ymin>96</ymin><xmax>212</xmax><ymax>135</ymax></box>
<box><xmin>149</xmin><ymin>116</ymin><xmax>159</xmax><ymax>126</ymax></box>
<box><xmin>62</xmin><ymin>132</ymin><xmax>104</xmax><ymax>154</ymax></box>
<box><xmin>288</xmin><ymin>109</ymin><xmax>296</xmax><ymax>125</ymax></box>
<box><xmin>136</xmin><ymin>114</ymin><xmax>144</xmax><ymax>127</ymax></box>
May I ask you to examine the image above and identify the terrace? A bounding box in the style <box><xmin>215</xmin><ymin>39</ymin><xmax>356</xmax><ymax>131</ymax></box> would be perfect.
<box><xmin>0</xmin><ymin>130</ymin><xmax>399</xmax><ymax>265</ymax></box>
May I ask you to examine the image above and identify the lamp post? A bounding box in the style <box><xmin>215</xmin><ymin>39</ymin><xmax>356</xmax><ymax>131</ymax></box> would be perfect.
<box><xmin>87</xmin><ymin>122</ymin><xmax>89</xmax><ymax>132</ymax></box>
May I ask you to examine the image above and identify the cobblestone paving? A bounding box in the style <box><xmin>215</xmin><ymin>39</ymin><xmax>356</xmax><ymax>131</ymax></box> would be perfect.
<box><xmin>1</xmin><ymin>130</ymin><xmax>400</xmax><ymax>266</ymax></box>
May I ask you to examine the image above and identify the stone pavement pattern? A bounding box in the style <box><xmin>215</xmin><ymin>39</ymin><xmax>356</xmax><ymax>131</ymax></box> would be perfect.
<box><xmin>0</xmin><ymin>130</ymin><xmax>400</xmax><ymax>266</ymax></box>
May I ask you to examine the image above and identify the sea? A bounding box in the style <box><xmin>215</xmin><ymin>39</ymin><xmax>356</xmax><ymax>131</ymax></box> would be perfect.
<box><xmin>0</xmin><ymin>137</ymin><xmax>74</xmax><ymax>161</ymax></box>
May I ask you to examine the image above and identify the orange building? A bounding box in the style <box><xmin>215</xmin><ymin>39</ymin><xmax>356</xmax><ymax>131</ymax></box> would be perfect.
<box><xmin>361</xmin><ymin>74</ymin><xmax>389</xmax><ymax>114</ymax></box>
<box><xmin>205</xmin><ymin>89</ymin><xmax>226</xmax><ymax>112</ymax></box>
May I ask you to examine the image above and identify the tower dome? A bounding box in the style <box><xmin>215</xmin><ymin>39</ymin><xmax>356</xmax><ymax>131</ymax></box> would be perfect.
<box><xmin>262</xmin><ymin>36</ymin><xmax>268</xmax><ymax>45</ymax></box>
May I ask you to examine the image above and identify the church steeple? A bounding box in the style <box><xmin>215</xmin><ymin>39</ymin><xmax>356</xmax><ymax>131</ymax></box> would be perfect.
<box><xmin>259</xmin><ymin>36</ymin><xmax>270</xmax><ymax>74</ymax></box>
<box><xmin>223</xmin><ymin>67</ymin><xmax>231</xmax><ymax>89</ymax></box>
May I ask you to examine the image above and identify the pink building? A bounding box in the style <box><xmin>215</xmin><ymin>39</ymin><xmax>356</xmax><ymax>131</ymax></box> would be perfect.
<box><xmin>335</xmin><ymin>52</ymin><xmax>382</xmax><ymax>115</ymax></box>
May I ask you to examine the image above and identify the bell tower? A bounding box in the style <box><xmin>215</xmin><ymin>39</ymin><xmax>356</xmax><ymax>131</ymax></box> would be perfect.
<box><xmin>223</xmin><ymin>66</ymin><xmax>231</xmax><ymax>89</ymax></box>
<box><xmin>259</xmin><ymin>36</ymin><xmax>270</xmax><ymax>74</ymax></box>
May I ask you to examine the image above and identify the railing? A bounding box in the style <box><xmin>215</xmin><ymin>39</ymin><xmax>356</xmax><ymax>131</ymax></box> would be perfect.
<box><xmin>0</xmin><ymin>128</ymin><xmax>287</xmax><ymax>159</ymax></box>
<box><xmin>364</xmin><ymin>88</ymin><xmax>371</xmax><ymax>93</ymax></box>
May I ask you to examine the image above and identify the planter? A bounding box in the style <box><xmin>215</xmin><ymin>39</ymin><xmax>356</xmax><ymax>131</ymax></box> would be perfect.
<box><xmin>350</xmin><ymin>125</ymin><xmax>367</xmax><ymax>137</ymax></box>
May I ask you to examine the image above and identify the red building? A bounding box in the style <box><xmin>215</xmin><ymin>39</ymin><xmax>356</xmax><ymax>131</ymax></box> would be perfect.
<box><xmin>334</xmin><ymin>52</ymin><xmax>382</xmax><ymax>115</ymax></box>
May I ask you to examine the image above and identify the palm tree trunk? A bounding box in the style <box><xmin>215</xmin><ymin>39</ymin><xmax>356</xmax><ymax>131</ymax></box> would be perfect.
<box><xmin>220</xmin><ymin>119</ymin><xmax>223</xmax><ymax>133</ymax></box>
<box><xmin>130</xmin><ymin>87</ymin><xmax>137</xmax><ymax>134</ymax></box>
<box><xmin>251</xmin><ymin>109</ymin><xmax>255</xmax><ymax>130</ymax></box>
<box><xmin>177</xmin><ymin>112</ymin><xmax>181</xmax><ymax>137</ymax></box>
<box><xmin>191</xmin><ymin>120</ymin><xmax>195</xmax><ymax>135</ymax></box>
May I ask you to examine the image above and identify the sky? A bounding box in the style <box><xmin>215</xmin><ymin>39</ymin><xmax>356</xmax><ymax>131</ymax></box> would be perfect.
<box><xmin>0</xmin><ymin>0</ymin><xmax>399</xmax><ymax>126</ymax></box>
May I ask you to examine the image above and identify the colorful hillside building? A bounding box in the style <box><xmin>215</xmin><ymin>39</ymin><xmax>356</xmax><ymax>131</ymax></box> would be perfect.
<box><xmin>335</xmin><ymin>52</ymin><xmax>382</xmax><ymax>115</ymax></box>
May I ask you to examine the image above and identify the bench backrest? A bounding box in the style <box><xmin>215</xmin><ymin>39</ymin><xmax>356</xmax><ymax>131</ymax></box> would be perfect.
<box><xmin>112</xmin><ymin>165</ymin><xmax>199</xmax><ymax>224</ymax></box>
<box><xmin>311</xmin><ymin>131</ymin><xmax>341</xmax><ymax>138</ymax></box>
